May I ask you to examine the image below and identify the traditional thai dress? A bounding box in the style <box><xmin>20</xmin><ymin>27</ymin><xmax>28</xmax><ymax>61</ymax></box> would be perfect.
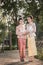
<box><xmin>16</xmin><ymin>24</ymin><xmax>26</xmax><ymax>60</ymax></box>
<box><xmin>26</xmin><ymin>22</ymin><xmax>37</xmax><ymax>57</ymax></box>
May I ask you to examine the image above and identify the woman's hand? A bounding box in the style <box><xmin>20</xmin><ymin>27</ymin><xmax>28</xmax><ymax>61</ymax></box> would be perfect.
<box><xmin>22</xmin><ymin>31</ymin><xmax>29</xmax><ymax>35</ymax></box>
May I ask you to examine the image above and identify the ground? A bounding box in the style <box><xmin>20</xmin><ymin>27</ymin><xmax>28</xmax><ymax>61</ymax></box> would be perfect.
<box><xmin>0</xmin><ymin>50</ymin><xmax>43</xmax><ymax>65</ymax></box>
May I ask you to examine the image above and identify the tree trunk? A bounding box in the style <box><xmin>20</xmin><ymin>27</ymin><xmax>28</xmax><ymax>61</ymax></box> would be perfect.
<box><xmin>9</xmin><ymin>31</ymin><xmax>12</xmax><ymax>50</ymax></box>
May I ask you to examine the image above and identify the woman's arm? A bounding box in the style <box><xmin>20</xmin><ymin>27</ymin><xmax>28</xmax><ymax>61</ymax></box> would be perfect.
<box><xmin>32</xmin><ymin>23</ymin><xmax>36</xmax><ymax>33</ymax></box>
<box><xmin>23</xmin><ymin>24</ymin><xmax>29</xmax><ymax>35</ymax></box>
<box><xmin>16</xmin><ymin>26</ymin><xmax>22</xmax><ymax>36</ymax></box>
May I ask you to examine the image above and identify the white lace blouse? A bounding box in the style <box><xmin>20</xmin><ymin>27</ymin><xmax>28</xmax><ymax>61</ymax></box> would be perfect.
<box><xmin>26</xmin><ymin>23</ymin><xmax>36</xmax><ymax>37</ymax></box>
<box><xmin>16</xmin><ymin>24</ymin><xmax>26</xmax><ymax>39</ymax></box>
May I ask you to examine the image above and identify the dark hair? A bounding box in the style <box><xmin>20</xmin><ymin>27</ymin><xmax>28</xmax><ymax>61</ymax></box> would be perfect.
<box><xmin>17</xmin><ymin>18</ymin><xmax>23</xmax><ymax>25</ymax></box>
<box><xmin>18</xmin><ymin>18</ymin><xmax>23</xmax><ymax>21</ymax></box>
<box><xmin>27</xmin><ymin>15</ymin><xmax>33</xmax><ymax>19</ymax></box>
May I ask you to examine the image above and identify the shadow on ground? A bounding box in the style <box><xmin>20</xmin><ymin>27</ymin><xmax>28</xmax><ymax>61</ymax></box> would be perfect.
<box><xmin>4</xmin><ymin>61</ymin><xmax>29</xmax><ymax>65</ymax></box>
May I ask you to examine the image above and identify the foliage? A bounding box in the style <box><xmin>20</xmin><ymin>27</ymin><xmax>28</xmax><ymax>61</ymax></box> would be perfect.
<box><xmin>0</xmin><ymin>21</ymin><xmax>6</xmax><ymax>43</ymax></box>
<box><xmin>0</xmin><ymin>0</ymin><xmax>43</xmax><ymax>46</ymax></box>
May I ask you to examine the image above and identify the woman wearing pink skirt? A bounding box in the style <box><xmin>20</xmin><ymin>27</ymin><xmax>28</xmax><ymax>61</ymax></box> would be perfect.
<box><xmin>16</xmin><ymin>18</ymin><xmax>26</xmax><ymax>62</ymax></box>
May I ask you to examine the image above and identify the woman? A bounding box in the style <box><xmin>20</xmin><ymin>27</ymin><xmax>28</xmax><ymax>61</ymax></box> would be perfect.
<box><xmin>16</xmin><ymin>18</ymin><xmax>26</xmax><ymax>62</ymax></box>
<box><xmin>26</xmin><ymin>16</ymin><xmax>37</xmax><ymax>62</ymax></box>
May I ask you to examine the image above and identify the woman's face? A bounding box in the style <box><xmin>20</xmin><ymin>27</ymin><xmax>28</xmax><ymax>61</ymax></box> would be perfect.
<box><xmin>27</xmin><ymin>17</ymin><xmax>32</xmax><ymax>23</ymax></box>
<box><xmin>19</xmin><ymin>19</ymin><xmax>24</xmax><ymax>24</ymax></box>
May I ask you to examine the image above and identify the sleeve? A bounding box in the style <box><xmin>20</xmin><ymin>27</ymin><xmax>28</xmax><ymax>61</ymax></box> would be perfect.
<box><xmin>26</xmin><ymin>24</ymin><xmax>28</xmax><ymax>32</ymax></box>
<box><xmin>26</xmin><ymin>24</ymin><xmax>30</xmax><ymax>33</ymax></box>
<box><xmin>16</xmin><ymin>27</ymin><xmax>18</xmax><ymax>35</ymax></box>
<box><xmin>16</xmin><ymin>26</ymin><xmax>22</xmax><ymax>36</ymax></box>
<box><xmin>33</xmin><ymin>23</ymin><xmax>36</xmax><ymax>32</ymax></box>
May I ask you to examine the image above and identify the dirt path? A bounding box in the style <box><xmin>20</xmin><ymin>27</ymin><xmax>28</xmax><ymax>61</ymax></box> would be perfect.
<box><xmin>0</xmin><ymin>50</ymin><xmax>43</xmax><ymax>65</ymax></box>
